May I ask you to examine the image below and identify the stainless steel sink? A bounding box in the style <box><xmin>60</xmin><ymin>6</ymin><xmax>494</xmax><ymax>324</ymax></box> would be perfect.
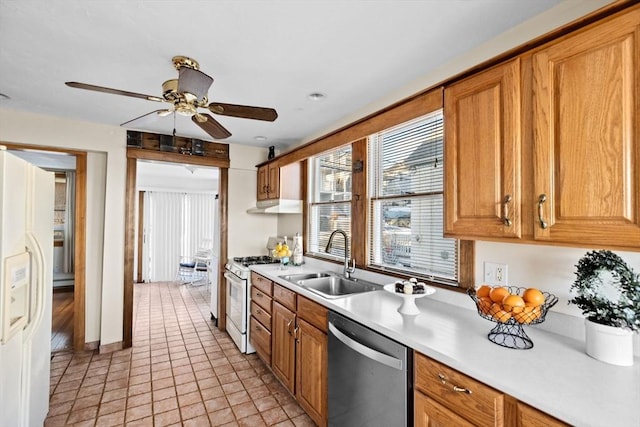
<box><xmin>279</xmin><ymin>272</ymin><xmax>332</xmax><ymax>282</ymax></box>
<box><xmin>289</xmin><ymin>275</ymin><xmax>382</xmax><ymax>299</ymax></box>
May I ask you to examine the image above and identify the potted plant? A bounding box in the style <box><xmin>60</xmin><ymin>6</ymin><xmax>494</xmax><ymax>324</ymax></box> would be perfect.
<box><xmin>569</xmin><ymin>250</ymin><xmax>640</xmax><ymax>366</ymax></box>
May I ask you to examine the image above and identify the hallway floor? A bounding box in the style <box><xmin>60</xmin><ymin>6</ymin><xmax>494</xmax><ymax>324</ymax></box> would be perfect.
<box><xmin>44</xmin><ymin>282</ymin><xmax>313</xmax><ymax>426</ymax></box>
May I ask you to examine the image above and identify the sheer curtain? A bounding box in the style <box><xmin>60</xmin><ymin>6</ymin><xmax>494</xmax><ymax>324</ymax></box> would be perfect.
<box><xmin>143</xmin><ymin>191</ymin><xmax>215</xmax><ymax>282</ymax></box>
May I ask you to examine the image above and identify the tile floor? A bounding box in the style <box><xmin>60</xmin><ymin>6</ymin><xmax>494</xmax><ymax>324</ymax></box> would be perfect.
<box><xmin>45</xmin><ymin>282</ymin><xmax>314</xmax><ymax>426</ymax></box>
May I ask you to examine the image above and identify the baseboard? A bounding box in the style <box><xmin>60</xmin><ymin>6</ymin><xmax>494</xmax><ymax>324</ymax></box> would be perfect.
<box><xmin>53</xmin><ymin>285</ymin><xmax>74</xmax><ymax>293</ymax></box>
<box><xmin>99</xmin><ymin>341</ymin><xmax>123</xmax><ymax>354</ymax></box>
<box><xmin>84</xmin><ymin>341</ymin><xmax>99</xmax><ymax>351</ymax></box>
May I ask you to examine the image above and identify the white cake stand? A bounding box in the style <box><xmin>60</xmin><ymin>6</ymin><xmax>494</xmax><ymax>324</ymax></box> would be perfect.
<box><xmin>383</xmin><ymin>283</ymin><xmax>435</xmax><ymax>315</ymax></box>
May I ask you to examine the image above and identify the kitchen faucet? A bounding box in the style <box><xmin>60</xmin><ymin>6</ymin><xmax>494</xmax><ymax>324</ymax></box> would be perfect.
<box><xmin>325</xmin><ymin>229</ymin><xmax>356</xmax><ymax>278</ymax></box>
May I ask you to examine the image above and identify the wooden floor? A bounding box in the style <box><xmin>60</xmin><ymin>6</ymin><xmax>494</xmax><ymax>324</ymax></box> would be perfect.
<box><xmin>51</xmin><ymin>290</ymin><xmax>74</xmax><ymax>353</ymax></box>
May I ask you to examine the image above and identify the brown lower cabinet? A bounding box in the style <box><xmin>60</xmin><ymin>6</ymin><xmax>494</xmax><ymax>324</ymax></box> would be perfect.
<box><xmin>250</xmin><ymin>275</ymin><xmax>328</xmax><ymax>427</ymax></box>
<box><xmin>415</xmin><ymin>351</ymin><xmax>568</xmax><ymax>426</ymax></box>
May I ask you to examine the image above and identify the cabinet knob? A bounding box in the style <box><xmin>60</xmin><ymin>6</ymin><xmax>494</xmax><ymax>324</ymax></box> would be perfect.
<box><xmin>502</xmin><ymin>194</ymin><xmax>513</xmax><ymax>226</ymax></box>
<box><xmin>537</xmin><ymin>194</ymin><xmax>548</xmax><ymax>229</ymax></box>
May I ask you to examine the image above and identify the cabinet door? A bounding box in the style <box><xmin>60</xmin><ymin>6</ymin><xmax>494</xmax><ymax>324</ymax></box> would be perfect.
<box><xmin>267</xmin><ymin>162</ymin><xmax>280</xmax><ymax>199</ymax></box>
<box><xmin>532</xmin><ymin>8</ymin><xmax>640</xmax><ymax>247</ymax></box>
<box><xmin>516</xmin><ymin>402</ymin><xmax>568</xmax><ymax>427</ymax></box>
<box><xmin>295</xmin><ymin>319</ymin><xmax>327</xmax><ymax>427</ymax></box>
<box><xmin>444</xmin><ymin>58</ymin><xmax>521</xmax><ymax>239</ymax></box>
<box><xmin>271</xmin><ymin>301</ymin><xmax>296</xmax><ymax>392</ymax></box>
<box><xmin>415</xmin><ymin>392</ymin><xmax>474</xmax><ymax>427</ymax></box>
<box><xmin>257</xmin><ymin>164</ymin><xmax>269</xmax><ymax>201</ymax></box>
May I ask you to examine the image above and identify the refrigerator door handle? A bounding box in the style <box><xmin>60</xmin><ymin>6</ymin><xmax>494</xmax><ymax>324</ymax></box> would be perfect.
<box><xmin>328</xmin><ymin>321</ymin><xmax>403</xmax><ymax>370</ymax></box>
<box><xmin>23</xmin><ymin>232</ymin><xmax>45</xmax><ymax>340</ymax></box>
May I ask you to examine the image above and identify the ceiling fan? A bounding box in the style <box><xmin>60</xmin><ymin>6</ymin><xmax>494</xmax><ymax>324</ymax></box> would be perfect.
<box><xmin>66</xmin><ymin>56</ymin><xmax>278</xmax><ymax>140</ymax></box>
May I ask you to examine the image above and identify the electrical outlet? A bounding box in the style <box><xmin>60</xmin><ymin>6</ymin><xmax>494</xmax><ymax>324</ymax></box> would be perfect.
<box><xmin>484</xmin><ymin>262</ymin><xmax>508</xmax><ymax>286</ymax></box>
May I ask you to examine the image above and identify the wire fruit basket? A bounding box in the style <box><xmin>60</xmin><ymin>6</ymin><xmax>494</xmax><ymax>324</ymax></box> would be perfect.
<box><xmin>468</xmin><ymin>286</ymin><xmax>558</xmax><ymax>349</ymax></box>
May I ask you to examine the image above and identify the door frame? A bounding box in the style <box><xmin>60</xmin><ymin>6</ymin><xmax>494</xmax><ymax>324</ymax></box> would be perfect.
<box><xmin>0</xmin><ymin>142</ymin><xmax>87</xmax><ymax>351</ymax></box>
<box><xmin>123</xmin><ymin>148</ymin><xmax>229</xmax><ymax>348</ymax></box>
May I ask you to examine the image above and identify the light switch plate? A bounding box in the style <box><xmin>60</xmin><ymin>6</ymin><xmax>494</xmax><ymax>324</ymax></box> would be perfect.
<box><xmin>484</xmin><ymin>262</ymin><xmax>508</xmax><ymax>286</ymax></box>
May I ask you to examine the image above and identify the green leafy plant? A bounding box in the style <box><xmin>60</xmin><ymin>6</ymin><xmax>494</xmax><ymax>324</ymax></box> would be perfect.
<box><xmin>569</xmin><ymin>250</ymin><xmax>640</xmax><ymax>332</ymax></box>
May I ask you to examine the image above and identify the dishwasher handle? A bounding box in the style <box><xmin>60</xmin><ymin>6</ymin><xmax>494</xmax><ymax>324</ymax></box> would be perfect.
<box><xmin>328</xmin><ymin>321</ymin><xmax>403</xmax><ymax>371</ymax></box>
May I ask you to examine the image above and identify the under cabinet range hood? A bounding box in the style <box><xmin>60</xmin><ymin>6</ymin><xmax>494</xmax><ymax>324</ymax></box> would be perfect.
<box><xmin>246</xmin><ymin>199</ymin><xmax>303</xmax><ymax>214</ymax></box>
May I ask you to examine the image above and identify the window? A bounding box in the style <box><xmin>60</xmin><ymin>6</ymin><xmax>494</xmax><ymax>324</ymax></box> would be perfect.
<box><xmin>368</xmin><ymin>110</ymin><xmax>458</xmax><ymax>285</ymax></box>
<box><xmin>308</xmin><ymin>145</ymin><xmax>352</xmax><ymax>260</ymax></box>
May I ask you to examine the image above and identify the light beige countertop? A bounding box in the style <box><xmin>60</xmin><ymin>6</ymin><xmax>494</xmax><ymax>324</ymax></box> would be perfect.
<box><xmin>251</xmin><ymin>262</ymin><xmax>640</xmax><ymax>427</ymax></box>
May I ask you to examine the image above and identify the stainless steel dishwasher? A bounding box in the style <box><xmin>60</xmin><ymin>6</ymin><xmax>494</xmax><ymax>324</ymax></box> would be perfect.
<box><xmin>328</xmin><ymin>311</ymin><xmax>412</xmax><ymax>427</ymax></box>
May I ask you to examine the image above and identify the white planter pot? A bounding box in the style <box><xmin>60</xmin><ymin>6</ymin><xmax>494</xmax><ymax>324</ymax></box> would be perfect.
<box><xmin>585</xmin><ymin>318</ymin><xmax>634</xmax><ymax>366</ymax></box>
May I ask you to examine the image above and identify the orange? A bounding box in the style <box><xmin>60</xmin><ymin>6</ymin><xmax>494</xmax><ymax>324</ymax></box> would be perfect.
<box><xmin>488</xmin><ymin>302</ymin><xmax>503</xmax><ymax>317</ymax></box>
<box><xmin>492</xmin><ymin>309</ymin><xmax>512</xmax><ymax>323</ymax></box>
<box><xmin>489</xmin><ymin>287</ymin><xmax>510</xmax><ymax>303</ymax></box>
<box><xmin>476</xmin><ymin>285</ymin><xmax>491</xmax><ymax>299</ymax></box>
<box><xmin>523</xmin><ymin>304</ymin><xmax>542</xmax><ymax>321</ymax></box>
<box><xmin>502</xmin><ymin>295</ymin><xmax>525</xmax><ymax>313</ymax></box>
<box><xmin>478</xmin><ymin>297</ymin><xmax>492</xmax><ymax>314</ymax></box>
<box><xmin>514</xmin><ymin>311</ymin><xmax>534</xmax><ymax>324</ymax></box>
<box><xmin>523</xmin><ymin>288</ymin><xmax>545</xmax><ymax>306</ymax></box>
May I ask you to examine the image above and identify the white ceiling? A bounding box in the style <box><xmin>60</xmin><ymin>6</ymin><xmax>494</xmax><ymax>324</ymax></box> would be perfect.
<box><xmin>0</xmin><ymin>0</ymin><xmax>564</xmax><ymax>150</ymax></box>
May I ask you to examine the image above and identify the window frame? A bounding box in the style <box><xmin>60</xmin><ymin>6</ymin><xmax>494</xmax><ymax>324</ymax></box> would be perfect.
<box><xmin>301</xmin><ymin>88</ymin><xmax>474</xmax><ymax>291</ymax></box>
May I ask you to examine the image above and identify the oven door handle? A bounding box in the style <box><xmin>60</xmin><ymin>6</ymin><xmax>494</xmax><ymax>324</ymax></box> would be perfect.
<box><xmin>224</xmin><ymin>271</ymin><xmax>244</xmax><ymax>286</ymax></box>
<box><xmin>328</xmin><ymin>321</ymin><xmax>403</xmax><ymax>370</ymax></box>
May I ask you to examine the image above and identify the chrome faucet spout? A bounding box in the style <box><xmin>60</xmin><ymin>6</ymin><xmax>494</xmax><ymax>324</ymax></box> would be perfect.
<box><xmin>325</xmin><ymin>229</ymin><xmax>356</xmax><ymax>278</ymax></box>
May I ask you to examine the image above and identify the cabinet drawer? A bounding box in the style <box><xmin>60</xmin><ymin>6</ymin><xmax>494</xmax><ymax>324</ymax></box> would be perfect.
<box><xmin>250</xmin><ymin>316</ymin><xmax>271</xmax><ymax>365</ymax></box>
<box><xmin>415</xmin><ymin>391</ymin><xmax>474</xmax><ymax>427</ymax></box>
<box><xmin>415</xmin><ymin>352</ymin><xmax>504</xmax><ymax>426</ymax></box>
<box><xmin>297</xmin><ymin>296</ymin><xmax>328</xmax><ymax>333</ymax></box>
<box><xmin>251</xmin><ymin>285</ymin><xmax>272</xmax><ymax>313</ymax></box>
<box><xmin>274</xmin><ymin>284</ymin><xmax>297</xmax><ymax>311</ymax></box>
<box><xmin>251</xmin><ymin>272</ymin><xmax>273</xmax><ymax>295</ymax></box>
<box><xmin>251</xmin><ymin>301</ymin><xmax>271</xmax><ymax>330</ymax></box>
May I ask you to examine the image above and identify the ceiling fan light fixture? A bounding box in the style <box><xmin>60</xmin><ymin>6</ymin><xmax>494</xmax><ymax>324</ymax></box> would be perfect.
<box><xmin>176</xmin><ymin>104</ymin><xmax>197</xmax><ymax>116</ymax></box>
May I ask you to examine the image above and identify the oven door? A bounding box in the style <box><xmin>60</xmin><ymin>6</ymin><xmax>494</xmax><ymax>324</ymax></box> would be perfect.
<box><xmin>224</xmin><ymin>270</ymin><xmax>247</xmax><ymax>334</ymax></box>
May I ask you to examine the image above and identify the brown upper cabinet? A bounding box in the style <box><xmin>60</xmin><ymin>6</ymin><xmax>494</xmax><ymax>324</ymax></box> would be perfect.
<box><xmin>257</xmin><ymin>162</ymin><xmax>280</xmax><ymax>200</ymax></box>
<box><xmin>531</xmin><ymin>7</ymin><xmax>640</xmax><ymax>247</ymax></box>
<box><xmin>257</xmin><ymin>161</ymin><xmax>301</xmax><ymax>202</ymax></box>
<box><xmin>445</xmin><ymin>5</ymin><xmax>640</xmax><ymax>249</ymax></box>
<box><xmin>444</xmin><ymin>58</ymin><xmax>521</xmax><ymax>239</ymax></box>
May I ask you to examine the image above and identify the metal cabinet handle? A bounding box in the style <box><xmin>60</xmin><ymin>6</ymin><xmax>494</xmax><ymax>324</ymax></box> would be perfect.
<box><xmin>502</xmin><ymin>194</ymin><xmax>512</xmax><ymax>226</ymax></box>
<box><xmin>287</xmin><ymin>319</ymin><xmax>293</xmax><ymax>335</ymax></box>
<box><xmin>294</xmin><ymin>326</ymin><xmax>299</xmax><ymax>342</ymax></box>
<box><xmin>537</xmin><ymin>194</ymin><xmax>548</xmax><ymax>229</ymax></box>
<box><xmin>256</xmin><ymin>307</ymin><xmax>262</xmax><ymax>315</ymax></box>
<box><xmin>256</xmin><ymin>291</ymin><xmax>263</xmax><ymax>297</ymax></box>
<box><xmin>438</xmin><ymin>373</ymin><xmax>472</xmax><ymax>394</ymax></box>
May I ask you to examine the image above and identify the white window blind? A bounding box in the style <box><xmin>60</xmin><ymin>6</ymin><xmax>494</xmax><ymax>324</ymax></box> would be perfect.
<box><xmin>308</xmin><ymin>146</ymin><xmax>352</xmax><ymax>260</ymax></box>
<box><xmin>368</xmin><ymin>110</ymin><xmax>458</xmax><ymax>285</ymax></box>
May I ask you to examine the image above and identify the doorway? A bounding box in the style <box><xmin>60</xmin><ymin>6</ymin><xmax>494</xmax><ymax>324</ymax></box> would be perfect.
<box><xmin>4</xmin><ymin>144</ymin><xmax>87</xmax><ymax>352</ymax></box>
<box><xmin>123</xmin><ymin>148</ymin><xmax>229</xmax><ymax>348</ymax></box>
<box><xmin>135</xmin><ymin>160</ymin><xmax>219</xmax><ymax>284</ymax></box>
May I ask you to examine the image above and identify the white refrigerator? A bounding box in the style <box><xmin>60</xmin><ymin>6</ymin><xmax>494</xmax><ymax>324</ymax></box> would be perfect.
<box><xmin>0</xmin><ymin>148</ymin><xmax>54</xmax><ymax>426</ymax></box>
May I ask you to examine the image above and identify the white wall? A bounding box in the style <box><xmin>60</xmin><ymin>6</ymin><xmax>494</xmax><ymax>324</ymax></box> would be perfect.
<box><xmin>0</xmin><ymin>108</ymin><xmax>124</xmax><ymax>346</ymax></box>
<box><xmin>228</xmin><ymin>145</ymin><xmax>278</xmax><ymax>257</ymax></box>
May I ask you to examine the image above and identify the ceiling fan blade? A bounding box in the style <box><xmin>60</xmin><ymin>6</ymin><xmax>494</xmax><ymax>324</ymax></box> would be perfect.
<box><xmin>65</xmin><ymin>82</ymin><xmax>163</xmax><ymax>102</ymax></box>
<box><xmin>208</xmin><ymin>102</ymin><xmax>278</xmax><ymax>121</ymax></box>
<box><xmin>177</xmin><ymin>68</ymin><xmax>213</xmax><ymax>102</ymax></box>
<box><xmin>120</xmin><ymin>109</ymin><xmax>170</xmax><ymax>126</ymax></box>
<box><xmin>192</xmin><ymin>114</ymin><xmax>231</xmax><ymax>140</ymax></box>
